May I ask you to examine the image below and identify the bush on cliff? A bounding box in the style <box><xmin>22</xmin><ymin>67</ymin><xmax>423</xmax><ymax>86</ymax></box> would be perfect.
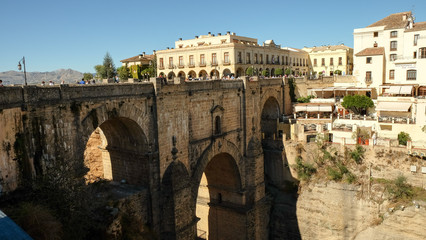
<box><xmin>293</xmin><ymin>157</ymin><xmax>316</xmax><ymax>181</ymax></box>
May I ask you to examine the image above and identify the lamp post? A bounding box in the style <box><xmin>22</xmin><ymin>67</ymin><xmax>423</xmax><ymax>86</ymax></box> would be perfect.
<box><xmin>18</xmin><ymin>57</ymin><xmax>28</xmax><ymax>86</ymax></box>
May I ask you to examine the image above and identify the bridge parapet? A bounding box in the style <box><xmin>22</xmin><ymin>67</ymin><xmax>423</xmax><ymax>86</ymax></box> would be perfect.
<box><xmin>0</xmin><ymin>83</ymin><xmax>155</xmax><ymax>109</ymax></box>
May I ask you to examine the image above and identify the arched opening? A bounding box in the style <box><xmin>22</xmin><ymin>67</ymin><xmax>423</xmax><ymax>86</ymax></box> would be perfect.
<box><xmin>84</xmin><ymin>117</ymin><xmax>149</xmax><ymax>185</ymax></box>
<box><xmin>178</xmin><ymin>71</ymin><xmax>186</xmax><ymax>79</ymax></box>
<box><xmin>222</xmin><ymin>68</ymin><xmax>231</xmax><ymax>78</ymax></box>
<box><xmin>199</xmin><ymin>70</ymin><xmax>208</xmax><ymax>79</ymax></box>
<box><xmin>260</xmin><ymin>97</ymin><xmax>284</xmax><ymax>187</ymax></box>
<box><xmin>210</xmin><ymin>69</ymin><xmax>219</xmax><ymax>79</ymax></box>
<box><xmin>236</xmin><ymin>67</ymin><xmax>244</xmax><ymax>77</ymax></box>
<box><xmin>188</xmin><ymin>70</ymin><xmax>196</xmax><ymax>79</ymax></box>
<box><xmin>168</xmin><ymin>71</ymin><xmax>176</xmax><ymax>80</ymax></box>
<box><xmin>271</xmin><ymin>68</ymin><xmax>275</xmax><ymax>77</ymax></box>
<box><xmin>159</xmin><ymin>72</ymin><xmax>165</xmax><ymax>77</ymax></box>
<box><xmin>196</xmin><ymin>153</ymin><xmax>243</xmax><ymax>240</ymax></box>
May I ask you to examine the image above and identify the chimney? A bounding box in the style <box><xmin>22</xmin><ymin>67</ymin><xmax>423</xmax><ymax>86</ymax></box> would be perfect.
<box><xmin>218</xmin><ymin>33</ymin><xmax>221</xmax><ymax>36</ymax></box>
<box><xmin>403</xmin><ymin>14</ymin><xmax>407</xmax><ymax>21</ymax></box>
<box><xmin>179</xmin><ymin>38</ymin><xmax>182</xmax><ymax>41</ymax></box>
<box><xmin>153</xmin><ymin>50</ymin><xmax>156</xmax><ymax>54</ymax></box>
<box><xmin>195</xmin><ymin>35</ymin><xmax>198</xmax><ymax>39</ymax></box>
<box><xmin>208</xmin><ymin>32</ymin><xmax>211</xmax><ymax>36</ymax></box>
<box><xmin>227</xmin><ymin>31</ymin><xmax>230</xmax><ymax>35</ymax></box>
<box><xmin>142</xmin><ymin>52</ymin><xmax>145</xmax><ymax>56</ymax></box>
<box><xmin>167</xmin><ymin>47</ymin><xmax>169</xmax><ymax>49</ymax></box>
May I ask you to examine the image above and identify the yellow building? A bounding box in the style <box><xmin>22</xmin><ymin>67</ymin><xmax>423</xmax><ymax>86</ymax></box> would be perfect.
<box><xmin>156</xmin><ymin>32</ymin><xmax>310</xmax><ymax>79</ymax></box>
<box><xmin>120</xmin><ymin>52</ymin><xmax>155</xmax><ymax>67</ymax></box>
<box><xmin>303</xmin><ymin>45</ymin><xmax>353</xmax><ymax>77</ymax></box>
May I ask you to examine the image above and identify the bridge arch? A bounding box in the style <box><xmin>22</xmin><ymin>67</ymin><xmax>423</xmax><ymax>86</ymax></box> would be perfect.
<box><xmin>192</xmin><ymin>139</ymin><xmax>245</xmax><ymax>239</ymax></box>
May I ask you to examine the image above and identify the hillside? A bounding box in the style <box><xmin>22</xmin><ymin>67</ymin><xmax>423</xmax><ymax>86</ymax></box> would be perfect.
<box><xmin>0</xmin><ymin>69</ymin><xmax>84</xmax><ymax>85</ymax></box>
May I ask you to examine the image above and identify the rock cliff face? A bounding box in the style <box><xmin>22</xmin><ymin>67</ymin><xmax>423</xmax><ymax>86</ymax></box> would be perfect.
<box><xmin>296</xmin><ymin>182</ymin><xmax>426</xmax><ymax>240</ymax></box>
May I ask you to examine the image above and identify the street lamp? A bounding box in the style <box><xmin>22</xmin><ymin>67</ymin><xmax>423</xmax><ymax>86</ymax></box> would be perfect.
<box><xmin>18</xmin><ymin>56</ymin><xmax>28</xmax><ymax>86</ymax></box>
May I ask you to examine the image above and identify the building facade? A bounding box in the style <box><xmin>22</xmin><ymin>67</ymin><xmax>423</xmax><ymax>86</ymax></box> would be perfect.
<box><xmin>303</xmin><ymin>45</ymin><xmax>354</xmax><ymax>77</ymax></box>
<box><xmin>353</xmin><ymin>11</ymin><xmax>426</xmax><ymax>91</ymax></box>
<box><xmin>156</xmin><ymin>32</ymin><xmax>310</xmax><ymax>79</ymax></box>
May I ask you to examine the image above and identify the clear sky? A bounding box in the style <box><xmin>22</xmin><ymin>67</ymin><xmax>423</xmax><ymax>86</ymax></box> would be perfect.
<box><xmin>1</xmin><ymin>0</ymin><xmax>425</xmax><ymax>73</ymax></box>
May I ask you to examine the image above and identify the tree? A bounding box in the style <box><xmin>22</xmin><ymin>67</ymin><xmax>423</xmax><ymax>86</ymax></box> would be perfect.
<box><xmin>94</xmin><ymin>65</ymin><xmax>105</xmax><ymax>79</ymax></box>
<box><xmin>341</xmin><ymin>95</ymin><xmax>374</xmax><ymax>114</ymax></box>
<box><xmin>398</xmin><ymin>132</ymin><xmax>411</xmax><ymax>146</ymax></box>
<box><xmin>83</xmin><ymin>73</ymin><xmax>93</xmax><ymax>81</ymax></box>
<box><xmin>285</xmin><ymin>68</ymin><xmax>292</xmax><ymax>76</ymax></box>
<box><xmin>274</xmin><ymin>68</ymin><xmax>284</xmax><ymax>76</ymax></box>
<box><xmin>117</xmin><ymin>66</ymin><xmax>130</xmax><ymax>81</ymax></box>
<box><xmin>246</xmin><ymin>67</ymin><xmax>254</xmax><ymax>76</ymax></box>
<box><xmin>261</xmin><ymin>69</ymin><xmax>269</xmax><ymax>77</ymax></box>
<box><xmin>102</xmin><ymin>52</ymin><xmax>116</xmax><ymax>79</ymax></box>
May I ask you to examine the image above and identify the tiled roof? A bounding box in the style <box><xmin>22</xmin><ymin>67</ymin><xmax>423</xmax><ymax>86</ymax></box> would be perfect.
<box><xmin>120</xmin><ymin>54</ymin><xmax>154</xmax><ymax>63</ymax></box>
<box><xmin>310</xmin><ymin>45</ymin><xmax>352</xmax><ymax>52</ymax></box>
<box><xmin>405</xmin><ymin>21</ymin><xmax>426</xmax><ymax>32</ymax></box>
<box><xmin>355</xmin><ymin>47</ymin><xmax>385</xmax><ymax>56</ymax></box>
<box><xmin>368</xmin><ymin>11</ymin><xmax>411</xmax><ymax>30</ymax></box>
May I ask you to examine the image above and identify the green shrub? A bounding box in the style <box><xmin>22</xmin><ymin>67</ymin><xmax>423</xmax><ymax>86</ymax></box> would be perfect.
<box><xmin>246</xmin><ymin>67</ymin><xmax>254</xmax><ymax>76</ymax></box>
<box><xmin>387</xmin><ymin>175</ymin><xmax>413</xmax><ymax>200</ymax></box>
<box><xmin>293</xmin><ymin>157</ymin><xmax>316</xmax><ymax>181</ymax></box>
<box><xmin>397</xmin><ymin>132</ymin><xmax>411</xmax><ymax>146</ymax></box>
<box><xmin>327</xmin><ymin>167</ymin><xmax>343</xmax><ymax>180</ymax></box>
<box><xmin>297</xmin><ymin>95</ymin><xmax>315</xmax><ymax>103</ymax></box>
<box><xmin>346</xmin><ymin>172</ymin><xmax>356</xmax><ymax>184</ymax></box>
<box><xmin>274</xmin><ymin>68</ymin><xmax>284</xmax><ymax>76</ymax></box>
<box><xmin>350</xmin><ymin>145</ymin><xmax>365</xmax><ymax>164</ymax></box>
<box><xmin>261</xmin><ymin>69</ymin><xmax>269</xmax><ymax>77</ymax></box>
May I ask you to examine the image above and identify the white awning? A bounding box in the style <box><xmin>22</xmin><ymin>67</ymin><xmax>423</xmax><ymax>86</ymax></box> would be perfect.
<box><xmin>318</xmin><ymin>105</ymin><xmax>333</xmax><ymax>112</ymax></box>
<box><xmin>295</xmin><ymin>105</ymin><xmax>307</xmax><ymax>112</ymax></box>
<box><xmin>307</xmin><ymin>105</ymin><xmax>319</xmax><ymax>112</ymax></box>
<box><xmin>387</xmin><ymin>86</ymin><xmax>401</xmax><ymax>94</ymax></box>
<box><xmin>376</xmin><ymin>102</ymin><xmax>412</xmax><ymax>112</ymax></box>
<box><xmin>400</xmin><ymin>86</ymin><xmax>413</xmax><ymax>95</ymax></box>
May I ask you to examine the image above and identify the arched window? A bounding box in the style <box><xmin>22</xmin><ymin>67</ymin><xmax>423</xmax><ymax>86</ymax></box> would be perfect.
<box><xmin>215</xmin><ymin>116</ymin><xmax>221</xmax><ymax>135</ymax></box>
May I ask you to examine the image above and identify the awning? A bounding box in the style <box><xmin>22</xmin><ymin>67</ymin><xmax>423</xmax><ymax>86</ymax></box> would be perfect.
<box><xmin>400</xmin><ymin>86</ymin><xmax>413</xmax><ymax>94</ymax></box>
<box><xmin>319</xmin><ymin>105</ymin><xmax>333</xmax><ymax>112</ymax></box>
<box><xmin>376</xmin><ymin>102</ymin><xmax>412</xmax><ymax>112</ymax></box>
<box><xmin>295</xmin><ymin>105</ymin><xmax>307</xmax><ymax>112</ymax></box>
<box><xmin>387</xmin><ymin>86</ymin><xmax>401</xmax><ymax>94</ymax></box>
<box><xmin>307</xmin><ymin>105</ymin><xmax>319</xmax><ymax>112</ymax></box>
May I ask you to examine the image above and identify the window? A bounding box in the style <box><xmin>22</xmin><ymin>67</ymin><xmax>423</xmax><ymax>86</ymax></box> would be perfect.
<box><xmin>374</xmin><ymin>42</ymin><xmax>378</xmax><ymax>47</ymax></box>
<box><xmin>374</xmin><ymin>32</ymin><xmax>378</xmax><ymax>37</ymax></box>
<box><xmin>303</xmin><ymin>59</ymin><xmax>305</xmax><ymax>66</ymax></box>
<box><xmin>366</xmin><ymin>57</ymin><xmax>372</xmax><ymax>64</ymax></box>
<box><xmin>407</xmin><ymin>70</ymin><xmax>416</xmax><ymax>80</ymax></box>
<box><xmin>414</xmin><ymin>34</ymin><xmax>419</xmax><ymax>46</ymax></box>
<box><xmin>390</xmin><ymin>54</ymin><xmax>397</xmax><ymax>61</ymax></box>
<box><xmin>266</xmin><ymin>54</ymin><xmax>269</xmax><ymax>64</ymax></box>
<box><xmin>285</xmin><ymin>56</ymin><xmax>288</xmax><ymax>65</ymax></box>
<box><xmin>246</xmin><ymin>52</ymin><xmax>250</xmax><ymax>64</ymax></box>
<box><xmin>282</xmin><ymin>56</ymin><xmax>285</xmax><ymax>65</ymax></box>
<box><xmin>159</xmin><ymin>58</ymin><xmax>164</xmax><ymax>68</ymax></box>
<box><xmin>390</xmin><ymin>41</ymin><xmax>397</xmax><ymax>51</ymax></box>
<box><xmin>212</xmin><ymin>53</ymin><xmax>217</xmax><ymax>65</ymax></box>
<box><xmin>414</xmin><ymin>51</ymin><xmax>417</xmax><ymax>59</ymax></box>
<box><xmin>215</xmin><ymin>116</ymin><xmax>221</xmax><ymax>135</ymax></box>
<box><xmin>189</xmin><ymin>55</ymin><xmax>194</xmax><ymax>66</ymax></box>
<box><xmin>179</xmin><ymin>56</ymin><xmax>184</xmax><ymax>66</ymax></box>
<box><xmin>224</xmin><ymin>52</ymin><xmax>229</xmax><ymax>63</ymax></box>
<box><xmin>339</xmin><ymin>57</ymin><xmax>342</xmax><ymax>65</ymax></box>
<box><xmin>389</xmin><ymin>70</ymin><xmax>394</xmax><ymax>80</ymax></box>
<box><xmin>237</xmin><ymin>52</ymin><xmax>242</xmax><ymax>63</ymax></box>
<box><xmin>330</xmin><ymin>58</ymin><xmax>334</xmax><ymax>66</ymax></box>
<box><xmin>321</xmin><ymin>58</ymin><xmax>325</xmax><ymax>66</ymax></box>
<box><xmin>169</xmin><ymin>57</ymin><xmax>173</xmax><ymax>67</ymax></box>
<box><xmin>254</xmin><ymin>53</ymin><xmax>258</xmax><ymax>64</ymax></box>
<box><xmin>420</xmin><ymin>48</ymin><xmax>426</xmax><ymax>59</ymax></box>
<box><xmin>260</xmin><ymin>54</ymin><xmax>263</xmax><ymax>64</ymax></box>
<box><xmin>390</xmin><ymin>31</ymin><xmax>397</xmax><ymax>38</ymax></box>
<box><xmin>200</xmin><ymin>54</ymin><xmax>205</xmax><ymax>66</ymax></box>
<box><xmin>366</xmin><ymin>71</ymin><xmax>372</xmax><ymax>81</ymax></box>
<box><xmin>314</xmin><ymin>59</ymin><xmax>317</xmax><ymax>66</ymax></box>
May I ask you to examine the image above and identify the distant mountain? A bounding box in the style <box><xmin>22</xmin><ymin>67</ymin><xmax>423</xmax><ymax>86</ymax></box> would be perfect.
<box><xmin>0</xmin><ymin>69</ymin><xmax>85</xmax><ymax>85</ymax></box>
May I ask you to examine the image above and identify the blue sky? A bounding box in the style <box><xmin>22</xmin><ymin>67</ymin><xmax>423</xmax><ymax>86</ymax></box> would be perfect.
<box><xmin>1</xmin><ymin>0</ymin><xmax>425</xmax><ymax>73</ymax></box>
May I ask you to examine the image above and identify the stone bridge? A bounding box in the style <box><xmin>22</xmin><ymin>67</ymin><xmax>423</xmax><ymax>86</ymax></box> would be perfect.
<box><xmin>0</xmin><ymin>78</ymin><xmax>291</xmax><ymax>239</ymax></box>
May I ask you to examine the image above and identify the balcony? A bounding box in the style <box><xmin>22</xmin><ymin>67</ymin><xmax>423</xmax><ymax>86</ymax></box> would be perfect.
<box><xmin>178</xmin><ymin>65</ymin><xmax>185</xmax><ymax>69</ymax></box>
<box><xmin>211</xmin><ymin>62</ymin><xmax>218</xmax><ymax>66</ymax></box>
<box><xmin>188</xmin><ymin>64</ymin><xmax>195</xmax><ymax>68</ymax></box>
<box><xmin>159</xmin><ymin>66</ymin><xmax>165</xmax><ymax>70</ymax></box>
<box><xmin>199</xmin><ymin>62</ymin><xmax>206</xmax><ymax>67</ymax></box>
<box><xmin>168</xmin><ymin>65</ymin><xmax>174</xmax><ymax>69</ymax></box>
<box><xmin>223</xmin><ymin>61</ymin><xmax>230</xmax><ymax>66</ymax></box>
<box><xmin>365</xmin><ymin>78</ymin><xmax>372</xmax><ymax>84</ymax></box>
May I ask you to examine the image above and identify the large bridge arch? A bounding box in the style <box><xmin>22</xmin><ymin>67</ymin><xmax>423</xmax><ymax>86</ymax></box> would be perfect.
<box><xmin>192</xmin><ymin>139</ymin><xmax>247</xmax><ymax>239</ymax></box>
